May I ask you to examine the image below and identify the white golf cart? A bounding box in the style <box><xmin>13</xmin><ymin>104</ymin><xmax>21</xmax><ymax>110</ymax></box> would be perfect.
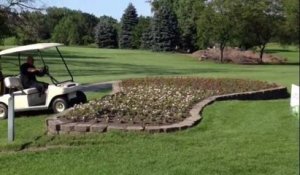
<box><xmin>0</xmin><ymin>43</ymin><xmax>87</xmax><ymax>119</ymax></box>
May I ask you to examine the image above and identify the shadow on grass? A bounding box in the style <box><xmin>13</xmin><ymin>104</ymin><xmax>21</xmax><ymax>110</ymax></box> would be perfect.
<box><xmin>269</xmin><ymin>62</ymin><xmax>299</xmax><ymax>66</ymax></box>
<box><xmin>247</xmin><ymin>62</ymin><xmax>300</xmax><ymax>66</ymax></box>
<box><xmin>265</xmin><ymin>49</ymin><xmax>296</xmax><ymax>53</ymax></box>
<box><xmin>41</xmin><ymin>59</ymin><xmax>257</xmax><ymax>77</ymax></box>
<box><xmin>15</xmin><ymin>110</ymin><xmax>52</xmax><ymax>118</ymax></box>
<box><xmin>40</xmin><ymin>49</ymin><xmax>110</xmax><ymax>59</ymax></box>
<box><xmin>0</xmin><ymin>49</ymin><xmax>110</xmax><ymax>60</ymax></box>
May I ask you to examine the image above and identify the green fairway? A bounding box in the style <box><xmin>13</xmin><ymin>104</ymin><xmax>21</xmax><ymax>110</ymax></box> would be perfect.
<box><xmin>1</xmin><ymin>43</ymin><xmax>298</xmax><ymax>86</ymax></box>
<box><xmin>0</xmin><ymin>44</ymin><xmax>298</xmax><ymax>175</ymax></box>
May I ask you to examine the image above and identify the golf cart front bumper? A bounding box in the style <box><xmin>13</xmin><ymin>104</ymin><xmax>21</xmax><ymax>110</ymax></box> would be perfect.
<box><xmin>56</xmin><ymin>82</ymin><xmax>80</xmax><ymax>88</ymax></box>
<box><xmin>46</xmin><ymin>82</ymin><xmax>84</xmax><ymax>105</ymax></box>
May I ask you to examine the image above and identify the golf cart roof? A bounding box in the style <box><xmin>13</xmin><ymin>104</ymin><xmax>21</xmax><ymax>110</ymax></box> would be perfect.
<box><xmin>0</xmin><ymin>43</ymin><xmax>63</xmax><ymax>56</ymax></box>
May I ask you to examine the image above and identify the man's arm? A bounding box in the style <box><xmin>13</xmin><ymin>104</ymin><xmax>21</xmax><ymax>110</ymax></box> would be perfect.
<box><xmin>27</xmin><ymin>67</ymin><xmax>42</xmax><ymax>73</ymax></box>
<box><xmin>28</xmin><ymin>67</ymin><xmax>46</xmax><ymax>77</ymax></box>
<box><xmin>21</xmin><ymin>64</ymin><xmax>41</xmax><ymax>74</ymax></box>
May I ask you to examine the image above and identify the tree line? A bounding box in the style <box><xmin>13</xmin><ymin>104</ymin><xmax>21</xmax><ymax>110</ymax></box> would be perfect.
<box><xmin>0</xmin><ymin>0</ymin><xmax>299</xmax><ymax>62</ymax></box>
<box><xmin>149</xmin><ymin>0</ymin><xmax>298</xmax><ymax>62</ymax></box>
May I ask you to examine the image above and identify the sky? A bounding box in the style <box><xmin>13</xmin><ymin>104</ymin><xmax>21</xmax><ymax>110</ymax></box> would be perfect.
<box><xmin>40</xmin><ymin>0</ymin><xmax>152</xmax><ymax>20</ymax></box>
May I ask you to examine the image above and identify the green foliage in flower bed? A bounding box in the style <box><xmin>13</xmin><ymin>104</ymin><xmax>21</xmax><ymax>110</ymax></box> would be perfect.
<box><xmin>63</xmin><ymin>77</ymin><xmax>278</xmax><ymax>125</ymax></box>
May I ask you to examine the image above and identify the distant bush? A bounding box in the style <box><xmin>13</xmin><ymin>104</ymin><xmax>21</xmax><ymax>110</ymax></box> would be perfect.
<box><xmin>86</xmin><ymin>43</ymin><xmax>98</xmax><ymax>48</ymax></box>
<box><xmin>3</xmin><ymin>37</ymin><xmax>17</xmax><ymax>45</ymax></box>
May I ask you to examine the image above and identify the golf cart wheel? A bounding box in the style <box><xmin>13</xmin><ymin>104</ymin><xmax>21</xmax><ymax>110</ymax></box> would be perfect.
<box><xmin>0</xmin><ymin>104</ymin><xmax>8</xmax><ymax>120</ymax></box>
<box><xmin>52</xmin><ymin>97</ymin><xmax>68</xmax><ymax>113</ymax></box>
<box><xmin>76</xmin><ymin>91</ymin><xmax>87</xmax><ymax>104</ymax></box>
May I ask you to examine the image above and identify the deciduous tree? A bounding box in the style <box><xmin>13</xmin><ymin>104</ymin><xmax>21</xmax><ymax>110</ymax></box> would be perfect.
<box><xmin>237</xmin><ymin>0</ymin><xmax>284</xmax><ymax>63</ymax></box>
<box><xmin>52</xmin><ymin>13</ymin><xmax>86</xmax><ymax>45</ymax></box>
<box><xmin>199</xmin><ymin>0</ymin><xmax>236</xmax><ymax>62</ymax></box>
<box><xmin>278</xmin><ymin>0</ymin><xmax>299</xmax><ymax>45</ymax></box>
<box><xmin>0</xmin><ymin>9</ymin><xmax>10</xmax><ymax>42</ymax></box>
<box><xmin>173</xmin><ymin>0</ymin><xmax>205</xmax><ymax>52</ymax></box>
<box><xmin>15</xmin><ymin>11</ymin><xmax>49</xmax><ymax>44</ymax></box>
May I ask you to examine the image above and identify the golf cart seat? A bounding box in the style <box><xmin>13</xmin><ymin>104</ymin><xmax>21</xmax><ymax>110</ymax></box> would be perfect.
<box><xmin>22</xmin><ymin>88</ymin><xmax>39</xmax><ymax>95</ymax></box>
<box><xmin>4</xmin><ymin>77</ymin><xmax>39</xmax><ymax>95</ymax></box>
<box><xmin>4</xmin><ymin>77</ymin><xmax>22</xmax><ymax>89</ymax></box>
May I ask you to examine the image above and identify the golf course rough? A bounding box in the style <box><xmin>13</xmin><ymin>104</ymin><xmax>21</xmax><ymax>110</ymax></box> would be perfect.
<box><xmin>46</xmin><ymin>77</ymin><xmax>289</xmax><ymax>134</ymax></box>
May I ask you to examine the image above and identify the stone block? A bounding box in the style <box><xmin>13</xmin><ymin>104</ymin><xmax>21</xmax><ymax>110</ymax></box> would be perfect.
<box><xmin>90</xmin><ymin>123</ymin><xmax>108</xmax><ymax>133</ymax></box>
<box><xmin>145</xmin><ymin>126</ymin><xmax>164</xmax><ymax>133</ymax></box>
<box><xmin>47</xmin><ymin>127</ymin><xmax>59</xmax><ymax>135</ymax></box>
<box><xmin>74</xmin><ymin>123</ymin><xmax>92</xmax><ymax>132</ymax></box>
<box><xmin>126</xmin><ymin>125</ymin><xmax>144</xmax><ymax>132</ymax></box>
<box><xmin>107</xmin><ymin>125</ymin><xmax>127</xmax><ymax>131</ymax></box>
<box><xmin>186</xmin><ymin>115</ymin><xmax>201</xmax><ymax>123</ymax></box>
<box><xmin>160</xmin><ymin>125</ymin><xmax>180</xmax><ymax>133</ymax></box>
<box><xmin>47</xmin><ymin>119</ymin><xmax>69</xmax><ymax>132</ymax></box>
<box><xmin>180</xmin><ymin>120</ymin><xmax>195</xmax><ymax>128</ymax></box>
<box><xmin>60</xmin><ymin>123</ymin><xmax>77</xmax><ymax>133</ymax></box>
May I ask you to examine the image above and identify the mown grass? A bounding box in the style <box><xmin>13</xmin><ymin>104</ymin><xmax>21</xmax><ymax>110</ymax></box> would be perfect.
<box><xmin>1</xmin><ymin>43</ymin><xmax>298</xmax><ymax>86</ymax></box>
<box><xmin>265</xmin><ymin>43</ymin><xmax>299</xmax><ymax>63</ymax></box>
<box><xmin>0</xmin><ymin>100</ymin><xmax>298</xmax><ymax>175</ymax></box>
<box><xmin>0</xmin><ymin>43</ymin><xmax>298</xmax><ymax>175</ymax></box>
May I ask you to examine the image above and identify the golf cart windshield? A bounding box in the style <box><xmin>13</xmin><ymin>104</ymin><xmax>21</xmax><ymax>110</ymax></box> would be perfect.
<box><xmin>0</xmin><ymin>43</ymin><xmax>73</xmax><ymax>85</ymax></box>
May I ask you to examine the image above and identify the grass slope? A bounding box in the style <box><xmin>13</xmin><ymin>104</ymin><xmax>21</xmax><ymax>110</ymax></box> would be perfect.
<box><xmin>0</xmin><ymin>44</ymin><xmax>298</xmax><ymax>175</ymax></box>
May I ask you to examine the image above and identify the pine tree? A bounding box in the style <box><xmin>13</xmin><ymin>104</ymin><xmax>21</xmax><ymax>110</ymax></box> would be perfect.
<box><xmin>133</xmin><ymin>16</ymin><xmax>151</xmax><ymax>49</ymax></box>
<box><xmin>119</xmin><ymin>3</ymin><xmax>138</xmax><ymax>49</ymax></box>
<box><xmin>141</xmin><ymin>26</ymin><xmax>152</xmax><ymax>49</ymax></box>
<box><xmin>152</xmin><ymin>4</ymin><xmax>179</xmax><ymax>51</ymax></box>
<box><xmin>95</xmin><ymin>17</ymin><xmax>118</xmax><ymax>48</ymax></box>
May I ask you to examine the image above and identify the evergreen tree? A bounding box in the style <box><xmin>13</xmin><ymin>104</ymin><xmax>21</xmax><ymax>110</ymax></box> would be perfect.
<box><xmin>141</xmin><ymin>26</ymin><xmax>153</xmax><ymax>49</ymax></box>
<box><xmin>95</xmin><ymin>16</ymin><xmax>118</xmax><ymax>48</ymax></box>
<box><xmin>98</xmin><ymin>16</ymin><xmax>120</xmax><ymax>43</ymax></box>
<box><xmin>99</xmin><ymin>16</ymin><xmax>118</xmax><ymax>27</ymax></box>
<box><xmin>150</xmin><ymin>0</ymin><xmax>205</xmax><ymax>52</ymax></box>
<box><xmin>133</xmin><ymin>16</ymin><xmax>151</xmax><ymax>49</ymax></box>
<box><xmin>152</xmin><ymin>4</ymin><xmax>179</xmax><ymax>51</ymax></box>
<box><xmin>119</xmin><ymin>3</ymin><xmax>138</xmax><ymax>49</ymax></box>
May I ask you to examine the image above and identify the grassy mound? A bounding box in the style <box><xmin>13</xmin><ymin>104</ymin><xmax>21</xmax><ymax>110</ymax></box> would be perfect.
<box><xmin>62</xmin><ymin>77</ymin><xmax>278</xmax><ymax>125</ymax></box>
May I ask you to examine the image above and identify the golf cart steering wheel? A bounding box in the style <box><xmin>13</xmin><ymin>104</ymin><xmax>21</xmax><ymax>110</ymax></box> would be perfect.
<box><xmin>43</xmin><ymin>65</ymin><xmax>49</xmax><ymax>75</ymax></box>
<box><xmin>43</xmin><ymin>65</ymin><xmax>59</xmax><ymax>85</ymax></box>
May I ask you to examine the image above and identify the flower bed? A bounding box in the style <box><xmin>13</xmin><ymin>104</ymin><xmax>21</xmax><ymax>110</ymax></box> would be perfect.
<box><xmin>61</xmin><ymin>77</ymin><xmax>279</xmax><ymax>126</ymax></box>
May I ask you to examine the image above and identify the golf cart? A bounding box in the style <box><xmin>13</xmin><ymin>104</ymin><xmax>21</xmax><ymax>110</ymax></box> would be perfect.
<box><xmin>0</xmin><ymin>43</ymin><xmax>87</xmax><ymax>119</ymax></box>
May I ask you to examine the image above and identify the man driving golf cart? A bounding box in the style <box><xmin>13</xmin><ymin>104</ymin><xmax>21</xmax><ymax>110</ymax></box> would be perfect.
<box><xmin>0</xmin><ymin>43</ymin><xmax>87</xmax><ymax>119</ymax></box>
<box><xmin>20</xmin><ymin>56</ymin><xmax>48</xmax><ymax>96</ymax></box>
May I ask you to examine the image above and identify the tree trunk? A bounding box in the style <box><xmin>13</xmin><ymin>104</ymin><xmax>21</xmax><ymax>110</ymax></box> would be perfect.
<box><xmin>220</xmin><ymin>45</ymin><xmax>225</xmax><ymax>63</ymax></box>
<box><xmin>259</xmin><ymin>44</ymin><xmax>266</xmax><ymax>64</ymax></box>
